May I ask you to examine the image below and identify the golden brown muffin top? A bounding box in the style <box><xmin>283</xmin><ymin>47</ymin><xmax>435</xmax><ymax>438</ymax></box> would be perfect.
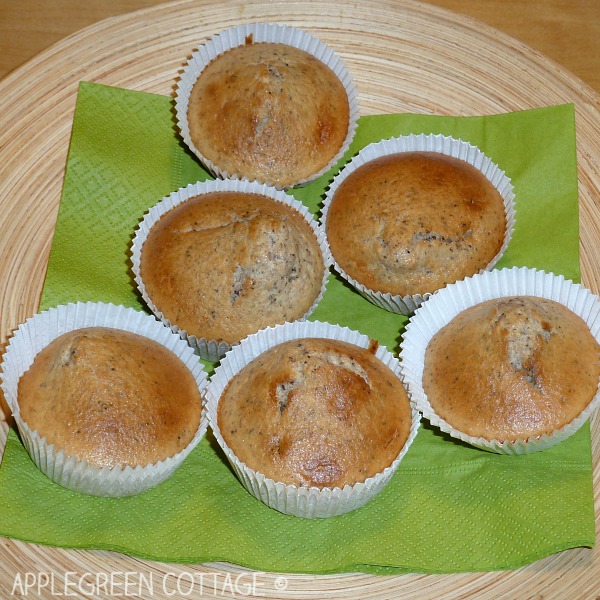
<box><xmin>423</xmin><ymin>296</ymin><xmax>600</xmax><ymax>441</ymax></box>
<box><xmin>326</xmin><ymin>152</ymin><xmax>506</xmax><ymax>297</ymax></box>
<box><xmin>18</xmin><ymin>327</ymin><xmax>202</xmax><ymax>469</ymax></box>
<box><xmin>218</xmin><ymin>337</ymin><xmax>413</xmax><ymax>489</ymax></box>
<box><xmin>140</xmin><ymin>192</ymin><xmax>325</xmax><ymax>345</ymax></box>
<box><xmin>187</xmin><ymin>42</ymin><xmax>350</xmax><ymax>188</ymax></box>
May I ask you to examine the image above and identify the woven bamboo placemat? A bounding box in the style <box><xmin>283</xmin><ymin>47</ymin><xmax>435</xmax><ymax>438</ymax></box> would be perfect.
<box><xmin>0</xmin><ymin>0</ymin><xmax>599</xmax><ymax>597</ymax></box>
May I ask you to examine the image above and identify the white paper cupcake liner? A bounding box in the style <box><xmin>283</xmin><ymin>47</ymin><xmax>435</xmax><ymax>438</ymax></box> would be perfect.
<box><xmin>206</xmin><ymin>320</ymin><xmax>421</xmax><ymax>518</ymax></box>
<box><xmin>0</xmin><ymin>302</ymin><xmax>209</xmax><ymax>497</ymax></box>
<box><xmin>320</xmin><ymin>133</ymin><xmax>516</xmax><ymax>315</ymax></box>
<box><xmin>175</xmin><ymin>22</ymin><xmax>359</xmax><ymax>189</ymax></box>
<box><xmin>0</xmin><ymin>419</ymin><xmax>8</xmax><ymax>466</ymax></box>
<box><xmin>399</xmin><ymin>266</ymin><xmax>600</xmax><ymax>454</ymax></box>
<box><xmin>131</xmin><ymin>178</ymin><xmax>333</xmax><ymax>362</ymax></box>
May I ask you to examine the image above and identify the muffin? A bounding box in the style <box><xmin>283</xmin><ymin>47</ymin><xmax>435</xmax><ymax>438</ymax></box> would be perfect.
<box><xmin>399</xmin><ymin>267</ymin><xmax>600</xmax><ymax>454</ymax></box>
<box><xmin>423</xmin><ymin>296</ymin><xmax>600</xmax><ymax>441</ymax></box>
<box><xmin>18</xmin><ymin>327</ymin><xmax>203</xmax><ymax>469</ymax></box>
<box><xmin>135</xmin><ymin>180</ymin><xmax>329</xmax><ymax>360</ymax></box>
<box><xmin>322</xmin><ymin>134</ymin><xmax>515</xmax><ymax>314</ymax></box>
<box><xmin>0</xmin><ymin>302</ymin><xmax>209</xmax><ymax>496</ymax></box>
<box><xmin>207</xmin><ymin>320</ymin><xmax>420</xmax><ymax>518</ymax></box>
<box><xmin>218</xmin><ymin>337</ymin><xmax>412</xmax><ymax>488</ymax></box>
<box><xmin>176</xmin><ymin>23</ymin><xmax>359</xmax><ymax>189</ymax></box>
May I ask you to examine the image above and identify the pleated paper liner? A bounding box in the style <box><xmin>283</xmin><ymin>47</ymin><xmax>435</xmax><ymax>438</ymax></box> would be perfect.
<box><xmin>400</xmin><ymin>266</ymin><xmax>600</xmax><ymax>454</ymax></box>
<box><xmin>175</xmin><ymin>21</ymin><xmax>359</xmax><ymax>189</ymax></box>
<box><xmin>131</xmin><ymin>178</ymin><xmax>333</xmax><ymax>362</ymax></box>
<box><xmin>0</xmin><ymin>301</ymin><xmax>209</xmax><ymax>497</ymax></box>
<box><xmin>320</xmin><ymin>133</ymin><xmax>516</xmax><ymax>315</ymax></box>
<box><xmin>206</xmin><ymin>319</ymin><xmax>421</xmax><ymax>518</ymax></box>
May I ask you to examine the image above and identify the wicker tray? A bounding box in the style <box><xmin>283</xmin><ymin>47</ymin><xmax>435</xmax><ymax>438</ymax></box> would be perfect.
<box><xmin>0</xmin><ymin>0</ymin><xmax>599</xmax><ymax>597</ymax></box>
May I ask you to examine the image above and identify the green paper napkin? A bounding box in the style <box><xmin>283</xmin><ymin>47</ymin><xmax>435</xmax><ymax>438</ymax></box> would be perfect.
<box><xmin>0</xmin><ymin>81</ymin><xmax>593</xmax><ymax>574</ymax></box>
